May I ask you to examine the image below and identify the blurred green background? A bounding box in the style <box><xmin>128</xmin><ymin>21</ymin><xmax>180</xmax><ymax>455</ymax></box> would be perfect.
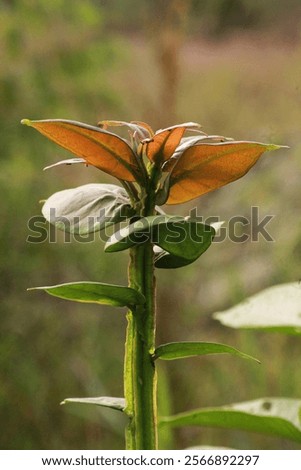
<box><xmin>1</xmin><ymin>0</ymin><xmax>301</xmax><ymax>450</ymax></box>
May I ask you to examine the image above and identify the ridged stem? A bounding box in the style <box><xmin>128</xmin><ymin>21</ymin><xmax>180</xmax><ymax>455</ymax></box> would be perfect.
<box><xmin>124</xmin><ymin>187</ymin><xmax>158</xmax><ymax>449</ymax></box>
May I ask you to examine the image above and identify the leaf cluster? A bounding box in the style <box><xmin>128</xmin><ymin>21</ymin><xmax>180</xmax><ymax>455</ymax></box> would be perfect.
<box><xmin>23</xmin><ymin>117</ymin><xmax>299</xmax><ymax>449</ymax></box>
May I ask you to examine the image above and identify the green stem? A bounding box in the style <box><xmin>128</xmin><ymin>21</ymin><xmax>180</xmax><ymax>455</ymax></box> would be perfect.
<box><xmin>124</xmin><ymin>187</ymin><xmax>158</xmax><ymax>449</ymax></box>
<box><xmin>119</xmin><ymin>180</ymin><xmax>139</xmax><ymax>206</ymax></box>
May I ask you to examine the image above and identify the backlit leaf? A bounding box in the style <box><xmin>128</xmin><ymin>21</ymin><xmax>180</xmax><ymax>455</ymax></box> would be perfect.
<box><xmin>145</xmin><ymin>128</ymin><xmax>186</xmax><ymax>164</ymax></box>
<box><xmin>61</xmin><ymin>396</ymin><xmax>126</xmax><ymax>412</ymax></box>
<box><xmin>154</xmin><ymin>341</ymin><xmax>259</xmax><ymax>363</ymax></box>
<box><xmin>145</xmin><ymin>122</ymin><xmax>201</xmax><ymax>164</ymax></box>
<box><xmin>28</xmin><ymin>281</ymin><xmax>145</xmax><ymax>307</ymax></box>
<box><xmin>21</xmin><ymin>118</ymin><xmax>141</xmax><ymax>182</ymax></box>
<box><xmin>42</xmin><ymin>183</ymin><xmax>134</xmax><ymax>235</ymax></box>
<box><xmin>214</xmin><ymin>282</ymin><xmax>301</xmax><ymax>335</ymax></box>
<box><xmin>166</xmin><ymin>141</ymin><xmax>285</xmax><ymax>204</ymax></box>
<box><xmin>160</xmin><ymin>398</ymin><xmax>301</xmax><ymax>443</ymax></box>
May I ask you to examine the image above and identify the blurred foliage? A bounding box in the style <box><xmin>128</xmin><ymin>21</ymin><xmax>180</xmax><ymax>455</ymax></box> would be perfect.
<box><xmin>104</xmin><ymin>0</ymin><xmax>301</xmax><ymax>38</ymax></box>
<box><xmin>1</xmin><ymin>0</ymin><xmax>301</xmax><ymax>450</ymax></box>
<box><xmin>190</xmin><ymin>0</ymin><xmax>301</xmax><ymax>37</ymax></box>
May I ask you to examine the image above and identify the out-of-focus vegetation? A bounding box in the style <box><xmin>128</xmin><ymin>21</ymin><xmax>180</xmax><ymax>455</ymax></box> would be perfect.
<box><xmin>1</xmin><ymin>0</ymin><xmax>301</xmax><ymax>449</ymax></box>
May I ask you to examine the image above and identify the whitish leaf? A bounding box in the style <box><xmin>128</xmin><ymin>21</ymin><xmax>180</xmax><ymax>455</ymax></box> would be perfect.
<box><xmin>61</xmin><ymin>396</ymin><xmax>126</xmax><ymax>412</ymax></box>
<box><xmin>154</xmin><ymin>341</ymin><xmax>259</xmax><ymax>363</ymax></box>
<box><xmin>44</xmin><ymin>157</ymin><xmax>86</xmax><ymax>170</ymax></box>
<box><xmin>42</xmin><ymin>183</ymin><xmax>134</xmax><ymax>235</ymax></box>
<box><xmin>163</xmin><ymin>134</ymin><xmax>233</xmax><ymax>168</ymax></box>
<box><xmin>97</xmin><ymin>120</ymin><xmax>152</xmax><ymax>139</ymax></box>
<box><xmin>28</xmin><ymin>281</ymin><xmax>145</xmax><ymax>307</ymax></box>
<box><xmin>214</xmin><ymin>282</ymin><xmax>301</xmax><ymax>335</ymax></box>
<box><xmin>160</xmin><ymin>397</ymin><xmax>301</xmax><ymax>443</ymax></box>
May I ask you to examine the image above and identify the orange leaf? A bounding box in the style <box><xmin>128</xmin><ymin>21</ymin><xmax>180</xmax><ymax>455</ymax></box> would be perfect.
<box><xmin>145</xmin><ymin>122</ymin><xmax>201</xmax><ymax>164</ymax></box>
<box><xmin>131</xmin><ymin>121</ymin><xmax>154</xmax><ymax>137</ymax></box>
<box><xmin>167</xmin><ymin>141</ymin><xmax>284</xmax><ymax>204</ymax></box>
<box><xmin>21</xmin><ymin>119</ymin><xmax>141</xmax><ymax>182</ymax></box>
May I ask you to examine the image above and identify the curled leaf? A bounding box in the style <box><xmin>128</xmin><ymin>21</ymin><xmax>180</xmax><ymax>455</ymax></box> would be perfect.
<box><xmin>97</xmin><ymin>120</ymin><xmax>152</xmax><ymax>140</ymax></box>
<box><xmin>131</xmin><ymin>121</ymin><xmax>154</xmax><ymax>137</ymax></box>
<box><xmin>42</xmin><ymin>183</ymin><xmax>134</xmax><ymax>235</ymax></box>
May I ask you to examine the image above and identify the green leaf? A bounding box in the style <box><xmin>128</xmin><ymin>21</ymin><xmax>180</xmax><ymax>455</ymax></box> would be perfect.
<box><xmin>154</xmin><ymin>246</ymin><xmax>195</xmax><ymax>269</ymax></box>
<box><xmin>105</xmin><ymin>215</ymin><xmax>180</xmax><ymax>252</ymax></box>
<box><xmin>61</xmin><ymin>396</ymin><xmax>126</xmax><ymax>412</ymax></box>
<box><xmin>42</xmin><ymin>183</ymin><xmax>134</xmax><ymax>235</ymax></box>
<box><xmin>105</xmin><ymin>216</ymin><xmax>160</xmax><ymax>252</ymax></box>
<box><xmin>157</xmin><ymin>364</ymin><xmax>175</xmax><ymax>450</ymax></box>
<box><xmin>160</xmin><ymin>398</ymin><xmax>301</xmax><ymax>443</ymax></box>
<box><xmin>28</xmin><ymin>281</ymin><xmax>145</xmax><ymax>307</ymax></box>
<box><xmin>155</xmin><ymin>173</ymin><xmax>172</xmax><ymax>206</ymax></box>
<box><xmin>154</xmin><ymin>221</ymin><xmax>222</xmax><ymax>269</ymax></box>
<box><xmin>105</xmin><ymin>215</ymin><xmax>214</xmax><ymax>263</ymax></box>
<box><xmin>155</xmin><ymin>219</ymin><xmax>215</xmax><ymax>260</ymax></box>
<box><xmin>214</xmin><ymin>282</ymin><xmax>301</xmax><ymax>335</ymax></box>
<box><xmin>154</xmin><ymin>342</ymin><xmax>259</xmax><ymax>363</ymax></box>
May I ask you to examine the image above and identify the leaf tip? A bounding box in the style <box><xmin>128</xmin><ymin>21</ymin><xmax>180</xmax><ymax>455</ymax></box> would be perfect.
<box><xmin>253</xmin><ymin>357</ymin><xmax>261</xmax><ymax>365</ymax></box>
<box><xmin>104</xmin><ymin>240</ymin><xmax>115</xmax><ymax>253</ymax></box>
<box><xmin>27</xmin><ymin>286</ymin><xmax>44</xmax><ymax>292</ymax></box>
<box><xmin>266</xmin><ymin>144</ymin><xmax>289</xmax><ymax>152</ymax></box>
<box><xmin>242</xmin><ymin>353</ymin><xmax>261</xmax><ymax>364</ymax></box>
<box><xmin>21</xmin><ymin>119</ymin><xmax>32</xmax><ymax>127</ymax></box>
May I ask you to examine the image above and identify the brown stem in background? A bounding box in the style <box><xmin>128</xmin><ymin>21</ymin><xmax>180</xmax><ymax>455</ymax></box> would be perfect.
<box><xmin>149</xmin><ymin>0</ymin><xmax>191</xmax><ymax>126</ymax></box>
